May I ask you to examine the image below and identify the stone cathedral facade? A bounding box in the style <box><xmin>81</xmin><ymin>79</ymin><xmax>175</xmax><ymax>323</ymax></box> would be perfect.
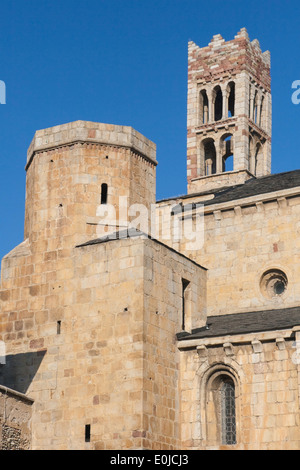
<box><xmin>1</xmin><ymin>28</ymin><xmax>300</xmax><ymax>450</ymax></box>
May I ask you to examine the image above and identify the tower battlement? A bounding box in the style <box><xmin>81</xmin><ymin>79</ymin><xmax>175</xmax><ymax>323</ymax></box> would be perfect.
<box><xmin>187</xmin><ymin>28</ymin><xmax>272</xmax><ymax>193</ymax></box>
<box><xmin>188</xmin><ymin>28</ymin><xmax>271</xmax><ymax>90</ymax></box>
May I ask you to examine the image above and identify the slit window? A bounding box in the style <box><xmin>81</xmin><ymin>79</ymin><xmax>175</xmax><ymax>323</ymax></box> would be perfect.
<box><xmin>182</xmin><ymin>279</ymin><xmax>190</xmax><ymax>331</ymax></box>
<box><xmin>85</xmin><ymin>424</ymin><xmax>91</xmax><ymax>442</ymax></box>
<box><xmin>101</xmin><ymin>183</ymin><xmax>108</xmax><ymax>205</ymax></box>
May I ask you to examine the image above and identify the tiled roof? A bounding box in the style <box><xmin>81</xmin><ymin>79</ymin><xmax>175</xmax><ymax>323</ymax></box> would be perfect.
<box><xmin>177</xmin><ymin>306</ymin><xmax>300</xmax><ymax>340</ymax></box>
<box><xmin>204</xmin><ymin>169</ymin><xmax>300</xmax><ymax>206</ymax></box>
<box><xmin>157</xmin><ymin>169</ymin><xmax>300</xmax><ymax>206</ymax></box>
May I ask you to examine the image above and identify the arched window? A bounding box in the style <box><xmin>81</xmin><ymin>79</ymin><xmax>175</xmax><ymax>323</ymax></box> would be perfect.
<box><xmin>204</xmin><ymin>367</ymin><xmax>238</xmax><ymax>447</ymax></box>
<box><xmin>202</xmin><ymin>139</ymin><xmax>216</xmax><ymax>176</ymax></box>
<box><xmin>220</xmin><ymin>134</ymin><xmax>234</xmax><ymax>172</ymax></box>
<box><xmin>101</xmin><ymin>183</ymin><xmax>108</xmax><ymax>205</ymax></box>
<box><xmin>199</xmin><ymin>89</ymin><xmax>209</xmax><ymax>124</ymax></box>
<box><xmin>227</xmin><ymin>82</ymin><xmax>235</xmax><ymax>117</ymax></box>
<box><xmin>249</xmin><ymin>137</ymin><xmax>264</xmax><ymax>176</ymax></box>
<box><xmin>221</xmin><ymin>378</ymin><xmax>237</xmax><ymax>445</ymax></box>
<box><xmin>213</xmin><ymin>86</ymin><xmax>223</xmax><ymax>122</ymax></box>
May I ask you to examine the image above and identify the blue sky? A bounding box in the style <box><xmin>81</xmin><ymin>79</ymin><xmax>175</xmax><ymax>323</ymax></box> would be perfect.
<box><xmin>0</xmin><ymin>0</ymin><xmax>299</xmax><ymax>261</ymax></box>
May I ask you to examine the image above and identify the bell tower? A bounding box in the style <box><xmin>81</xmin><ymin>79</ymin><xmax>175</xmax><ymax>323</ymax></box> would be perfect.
<box><xmin>187</xmin><ymin>28</ymin><xmax>272</xmax><ymax>194</ymax></box>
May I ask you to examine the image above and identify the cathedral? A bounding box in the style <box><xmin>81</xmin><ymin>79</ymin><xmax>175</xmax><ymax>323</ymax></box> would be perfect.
<box><xmin>1</xmin><ymin>28</ymin><xmax>300</xmax><ymax>450</ymax></box>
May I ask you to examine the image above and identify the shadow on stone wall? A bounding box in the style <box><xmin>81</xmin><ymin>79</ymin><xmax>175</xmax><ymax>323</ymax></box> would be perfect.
<box><xmin>0</xmin><ymin>350</ymin><xmax>46</xmax><ymax>394</ymax></box>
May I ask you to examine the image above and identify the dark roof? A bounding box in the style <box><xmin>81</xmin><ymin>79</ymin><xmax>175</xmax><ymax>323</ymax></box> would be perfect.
<box><xmin>77</xmin><ymin>228</ymin><xmax>147</xmax><ymax>247</ymax></box>
<box><xmin>204</xmin><ymin>169</ymin><xmax>300</xmax><ymax>207</ymax></box>
<box><xmin>157</xmin><ymin>169</ymin><xmax>300</xmax><ymax>206</ymax></box>
<box><xmin>177</xmin><ymin>306</ymin><xmax>300</xmax><ymax>341</ymax></box>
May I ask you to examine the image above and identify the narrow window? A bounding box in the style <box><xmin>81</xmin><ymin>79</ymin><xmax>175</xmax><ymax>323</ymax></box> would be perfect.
<box><xmin>57</xmin><ymin>321</ymin><xmax>61</xmax><ymax>335</ymax></box>
<box><xmin>101</xmin><ymin>183</ymin><xmax>108</xmax><ymax>205</ymax></box>
<box><xmin>182</xmin><ymin>279</ymin><xmax>190</xmax><ymax>331</ymax></box>
<box><xmin>214</xmin><ymin>86</ymin><xmax>223</xmax><ymax>121</ymax></box>
<box><xmin>203</xmin><ymin>139</ymin><xmax>217</xmax><ymax>175</ymax></box>
<box><xmin>227</xmin><ymin>82</ymin><xmax>235</xmax><ymax>117</ymax></box>
<box><xmin>85</xmin><ymin>424</ymin><xmax>91</xmax><ymax>443</ymax></box>
<box><xmin>221</xmin><ymin>379</ymin><xmax>237</xmax><ymax>445</ymax></box>
<box><xmin>221</xmin><ymin>135</ymin><xmax>234</xmax><ymax>173</ymax></box>
<box><xmin>200</xmin><ymin>89</ymin><xmax>209</xmax><ymax>124</ymax></box>
<box><xmin>253</xmin><ymin>91</ymin><xmax>259</xmax><ymax>124</ymax></box>
<box><xmin>254</xmin><ymin>105</ymin><xmax>258</xmax><ymax>124</ymax></box>
<box><xmin>206</xmin><ymin>371</ymin><xmax>238</xmax><ymax>447</ymax></box>
<box><xmin>259</xmin><ymin>95</ymin><xmax>264</xmax><ymax>127</ymax></box>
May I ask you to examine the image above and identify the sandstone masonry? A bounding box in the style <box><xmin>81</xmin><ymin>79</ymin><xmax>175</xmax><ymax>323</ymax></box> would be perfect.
<box><xmin>1</xmin><ymin>29</ymin><xmax>300</xmax><ymax>450</ymax></box>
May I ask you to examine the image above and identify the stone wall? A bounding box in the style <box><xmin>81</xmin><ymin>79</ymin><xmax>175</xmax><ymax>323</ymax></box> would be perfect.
<box><xmin>188</xmin><ymin>169</ymin><xmax>253</xmax><ymax>195</ymax></box>
<box><xmin>0</xmin><ymin>233</ymin><xmax>206</xmax><ymax>450</ymax></box>
<box><xmin>24</xmin><ymin>121</ymin><xmax>157</xmax><ymax>248</ymax></box>
<box><xmin>178</xmin><ymin>329</ymin><xmax>300</xmax><ymax>450</ymax></box>
<box><xmin>156</xmin><ymin>189</ymin><xmax>300</xmax><ymax>317</ymax></box>
<box><xmin>142</xmin><ymin>238</ymin><xmax>206</xmax><ymax>449</ymax></box>
<box><xmin>0</xmin><ymin>385</ymin><xmax>33</xmax><ymax>450</ymax></box>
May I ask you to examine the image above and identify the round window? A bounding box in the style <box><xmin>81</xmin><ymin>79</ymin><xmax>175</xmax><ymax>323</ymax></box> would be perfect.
<box><xmin>260</xmin><ymin>269</ymin><xmax>288</xmax><ymax>299</ymax></box>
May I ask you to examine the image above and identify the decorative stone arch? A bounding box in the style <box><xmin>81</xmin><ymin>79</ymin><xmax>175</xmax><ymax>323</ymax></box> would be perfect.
<box><xmin>249</xmin><ymin>140</ymin><xmax>260</xmax><ymax>175</ymax></box>
<box><xmin>254</xmin><ymin>140</ymin><xmax>267</xmax><ymax>176</ymax></box>
<box><xmin>253</xmin><ymin>90</ymin><xmax>263</xmax><ymax>125</ymax></box>
<box><xmin>198</xmin><ymin>361</ymin><xmax>242</xmax><ymax>447</ymax></box>
<box><xmin>249</xmin><ymin>133</ymin><xmax>266</xmax><ymax>176</ymax></box>
<box><xmin>258</xmin><ymin>265</ymin><xmax>292</xmax><ymax>304</ymax></box>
